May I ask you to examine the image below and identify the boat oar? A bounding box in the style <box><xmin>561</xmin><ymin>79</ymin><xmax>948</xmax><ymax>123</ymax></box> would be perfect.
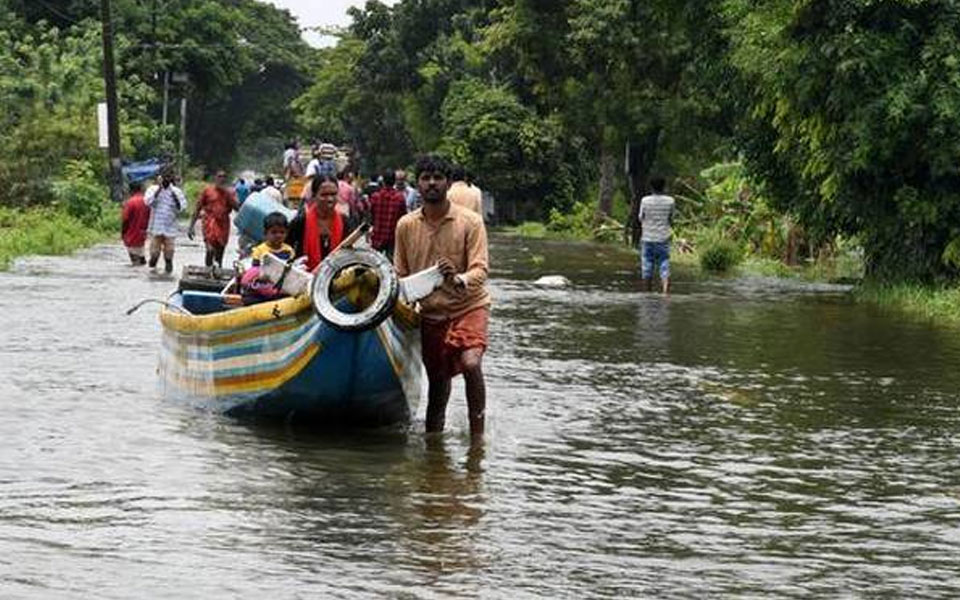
<box><xmin>126</xmin><ymin>299</ymin><xmax>194</xmax><ymax>316</ymax></box>
<box><xmin>330</xmin><ymin>222</ymin><xmax>371</xmax><ymax>255</ymax></box>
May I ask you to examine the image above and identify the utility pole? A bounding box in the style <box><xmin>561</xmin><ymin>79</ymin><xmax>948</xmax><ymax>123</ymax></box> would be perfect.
<box><xmin>162</xmin><ymin>71</ymin><xmax>169</xmax><ymax>127</ymax></box>
<box><xmin>100</xmin><ymin>0</ymin><xmax>124</xmax><ymax>204</ymax></box>
<box><xmin>172</xmin><ymin>72</ymin><xmax>190</xmax><ymax>179</ymax></box>
<box><xmin>179</xmin><ymin>96</ymin><xmax>187</xmax><ymax>179</ymax></box>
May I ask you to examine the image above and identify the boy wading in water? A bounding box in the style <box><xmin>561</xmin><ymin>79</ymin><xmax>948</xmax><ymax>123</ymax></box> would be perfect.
<box><xmin>394</xmin><ymin>155</ymin><xmax>491</xmax><ymax>443</ymax></box>
<box><xmin>639</xmin><ymin>176</ymin><xmax>676</xmax><ymax>294</ymax></box>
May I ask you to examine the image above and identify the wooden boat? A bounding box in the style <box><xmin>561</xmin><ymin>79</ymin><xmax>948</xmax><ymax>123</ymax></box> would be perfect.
<box><xmin>157</xmin><ymin>245</ymin><xmax>441</xmax><ymax>427</ymax></box>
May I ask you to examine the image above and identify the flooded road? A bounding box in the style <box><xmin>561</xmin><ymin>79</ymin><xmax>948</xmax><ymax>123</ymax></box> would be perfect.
<box><xmin>2</xmin><ymin>233</ymin><xmax>960</xmax><ymax>598</ymax></box>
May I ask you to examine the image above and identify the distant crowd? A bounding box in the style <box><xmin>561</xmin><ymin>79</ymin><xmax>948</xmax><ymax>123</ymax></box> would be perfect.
<box><xmin>119</xmin><ymin>141</ymin><xmax>486</xmax><ymax>277</ymax></box>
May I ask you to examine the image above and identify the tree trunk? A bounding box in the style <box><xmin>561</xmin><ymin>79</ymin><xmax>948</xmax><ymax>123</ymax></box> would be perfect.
<box><xmin>596</xmin><ymin>145</ymin><xmax>617</xmax><ymax>219</ymax></box>
<box><xmin>625</xmin><ymin>128</ymin><xmax>662</xmax><ymax>246</ymax></box>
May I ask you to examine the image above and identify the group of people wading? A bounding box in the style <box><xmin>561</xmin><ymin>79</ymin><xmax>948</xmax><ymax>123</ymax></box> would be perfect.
<box><xmin>121</xmin><ymin>152</ymin><xmax>491</xmax><ymax>442</ymax></box>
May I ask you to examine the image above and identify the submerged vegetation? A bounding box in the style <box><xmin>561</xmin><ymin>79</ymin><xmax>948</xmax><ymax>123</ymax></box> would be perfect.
<box><xmin>856</xmin><ymin>283</ymin><xmax>960</xmax><ymax>326</ymax></box>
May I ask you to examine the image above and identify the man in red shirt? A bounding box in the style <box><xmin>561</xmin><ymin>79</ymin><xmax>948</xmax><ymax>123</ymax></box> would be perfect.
<box><xmin>188</xmin><ymin>170</ymin><xmax>239</xmax><ymax>268</ymax></box>
<box><xmin>368</xmin><ymin>170</ymin><xmax>407</xmax><ymax>259</ymax></box>
<box><xmin>121</xmin><ymin>182</ymin><xmax>150</xmax><ymax>265</ymax></box>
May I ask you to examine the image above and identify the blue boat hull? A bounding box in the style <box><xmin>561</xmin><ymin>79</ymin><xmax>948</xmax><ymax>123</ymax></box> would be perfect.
<box><xmin>159</xmin><ymin>295</ymin><xmax>423</xmax><ymax>426</ymax></box>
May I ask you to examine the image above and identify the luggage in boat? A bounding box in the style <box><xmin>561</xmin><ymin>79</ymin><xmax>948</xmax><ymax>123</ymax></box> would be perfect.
<box><xmin>178</xmin><ymin>265</ymin><xmax>237</xmax><ymax>294</ymax></box>
<box><xmin>235</xmin><ymin>192</ymin><xmax>297</xmax><ymax>245</ymax></box>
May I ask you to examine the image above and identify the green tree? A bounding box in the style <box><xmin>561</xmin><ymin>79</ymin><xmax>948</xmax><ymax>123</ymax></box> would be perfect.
<box><xmin>727</xmin><ymin>0</ymin><xmax>960</xmax><ymax>281</ymax></box>
<box><xmin>0</xmin><ymin>8</ymin><xmax>152</xmax><ymax>206</ymax></box>
<box><xmin>7</xmin><ymin>0</ymin><xmax>315</xmax><ymax>171</ymax></box>
<box><xmin>439</xmin><ymin>78</ymin><xmax>572</xmax><ymax>218</ymax></box>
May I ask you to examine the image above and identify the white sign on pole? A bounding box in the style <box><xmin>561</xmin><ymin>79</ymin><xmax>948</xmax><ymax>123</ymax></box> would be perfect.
<box><xmin>97</xmin><ymin>102</ymin><xmax>109</xmax><ymax>149</ymax></box>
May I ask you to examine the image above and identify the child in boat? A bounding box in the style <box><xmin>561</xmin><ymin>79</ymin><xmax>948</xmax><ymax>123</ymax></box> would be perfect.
<box><xmin>241</xmin><ymin>212</ymin><xmax>295</xmax><ymax>303</ymax></box>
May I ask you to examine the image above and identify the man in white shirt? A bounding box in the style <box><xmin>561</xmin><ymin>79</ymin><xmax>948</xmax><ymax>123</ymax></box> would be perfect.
<box><xmin>282</xmin><ymin>141</ymin><xmax>303</xmax><ymax>179</ymax></box>
<box><xmin>144</xmin><ymin>168</ymin><xmax>188</xmax><ymax>274</ymax></box>
<box><xmin>638</xmin><ymin>176</ymin><xmax>676</xmax><ymax>294</ymax></box>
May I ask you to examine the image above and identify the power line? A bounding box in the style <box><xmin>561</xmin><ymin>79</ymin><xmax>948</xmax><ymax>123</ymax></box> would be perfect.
<box><xmin>34</xmin><ymin>0</ymin><xmax>82</xmax><ymax>25</ymax></box>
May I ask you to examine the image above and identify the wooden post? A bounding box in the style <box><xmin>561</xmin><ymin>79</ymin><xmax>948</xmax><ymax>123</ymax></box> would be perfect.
<box><xmin>100</xmin><ymin>0</ymin><xmax>123</xmax><ymax>203</ymax></box>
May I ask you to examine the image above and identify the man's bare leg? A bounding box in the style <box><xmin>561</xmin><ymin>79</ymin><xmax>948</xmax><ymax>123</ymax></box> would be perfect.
<box><xmin>163</xmin><ymin>245</ymin><xmax>175</xmax><ymax>275</ymax></box>
<box><xmin>425</xmin><ymin>376</ymin><xmax>452</xmax><ymax>433</ymax></box>
<box><xmin>204</xmin><ymin>245</ymin><xmax>215</xmax><ymax>268</ymax></box>
<box><xmin>662</xmin><ymin>277</ymin><xmax>670</xmax><ymax>295</ymax></box>
<box><xmin>461</xmin><ymin>348</ymin><xmax>486</xmax><ymax>442</ymax></box>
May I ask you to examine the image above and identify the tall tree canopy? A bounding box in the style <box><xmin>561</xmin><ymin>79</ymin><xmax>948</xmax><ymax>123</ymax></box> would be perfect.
<box><xmin>5</xmin><ymin>0</ymin><xmax>315</xmax><ymax>171</ymax></box>
<box><xmin>727</xmin><ymin>0</ymin><xmax>960</xmax><ymax>281</ymax></box>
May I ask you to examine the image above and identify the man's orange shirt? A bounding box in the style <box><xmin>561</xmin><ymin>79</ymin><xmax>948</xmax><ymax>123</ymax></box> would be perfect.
<box><xmin>447</xmin><ymin>181</ymin><xmax>482</xmax><ymax>215</ymax></box>
<box><xmin>394</xmin><ymin>202</ymin><xmax>491</xmax><ymax>321</ymax></box>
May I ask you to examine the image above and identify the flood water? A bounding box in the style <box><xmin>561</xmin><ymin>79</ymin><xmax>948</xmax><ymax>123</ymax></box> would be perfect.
<box><xmin>2</xmin><ymin>233</ymin><xmax>960</xmax><ymax>598</ymax></box>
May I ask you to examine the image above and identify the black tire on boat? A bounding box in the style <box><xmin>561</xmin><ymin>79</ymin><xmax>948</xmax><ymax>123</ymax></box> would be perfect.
<box><xmin>312</xmin><ymin>248</ymin><xmax>399</xmax><ymax>331</ymax></box>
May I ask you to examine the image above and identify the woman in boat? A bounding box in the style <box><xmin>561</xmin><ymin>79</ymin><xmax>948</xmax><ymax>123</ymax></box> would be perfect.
<box><xmin>287</xmin><ymin>174</ymin><xmax>345</xmax><ymax>271</ymax></box>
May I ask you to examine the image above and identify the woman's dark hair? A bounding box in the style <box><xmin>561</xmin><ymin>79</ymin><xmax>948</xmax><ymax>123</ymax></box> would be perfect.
<box><xmin>263</xmin><ymin>212</ymin><xmax>289</xmax><ymax>231</ymax></box>
<box><xmin>310</xmin><ymin>174</ymin><xmax>339</xmax><ymax>196</ymax></box>
<box><xmin>414</xmin><ymin>154</ymin><xmax>452</xmax><ymax>180</ymax></box>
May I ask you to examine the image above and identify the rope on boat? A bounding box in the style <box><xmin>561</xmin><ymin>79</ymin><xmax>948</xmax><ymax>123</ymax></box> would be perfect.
<box><xmin>125</xmin><ymin>299</ymin><xmax>194</xmax><ymax>316</ymax></box>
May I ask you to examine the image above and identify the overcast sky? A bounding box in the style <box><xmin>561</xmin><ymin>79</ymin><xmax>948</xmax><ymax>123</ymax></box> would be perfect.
<box><xmin>266</xmin><ymin>0</ymin><xmax>397</xmax><ymax>47</ymax></box>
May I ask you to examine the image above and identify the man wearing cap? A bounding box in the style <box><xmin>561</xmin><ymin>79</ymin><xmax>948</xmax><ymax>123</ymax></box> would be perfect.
<box><xmin>306</xmin><ymin>143</ymin><xmax>337</xmax><ymax>180</ymax></box>
<box><xmin>188</xmin><ymin>170</ymin><xmax>239</xmax><ymax>268</ymax></box>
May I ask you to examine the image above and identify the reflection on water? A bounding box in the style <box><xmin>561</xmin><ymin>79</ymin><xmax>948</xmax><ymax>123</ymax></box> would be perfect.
<box><xmin>1</xmin><ymin>234</ymin><xmax>960</xmax><ymax>597</ymax></box>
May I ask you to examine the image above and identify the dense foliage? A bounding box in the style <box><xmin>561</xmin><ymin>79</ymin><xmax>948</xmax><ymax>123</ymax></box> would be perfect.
<box><xmin>727</xmin><ymin>0</ymin><xmax>960</xmax><ymax>281</ymax></box>
<box><xmin>1</xmin><ymin>0</ymin><xmax>313</xmax><ymax>186</ymax></box>
<box><xmin>5</xmin><ymin>0</ymin><xmax>960</xmax><ymax>283</ymax></box>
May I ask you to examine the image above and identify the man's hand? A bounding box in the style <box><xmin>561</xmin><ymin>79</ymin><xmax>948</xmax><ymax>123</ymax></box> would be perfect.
<box><xmin>436</xmin><ymin>257</ymin><xmax>456</xmax><ymax>278</ymax></box>
<box><xmin>437</xmin><ymin>257</ymin><xmax>467</xmax><ymax>291</ymax></box>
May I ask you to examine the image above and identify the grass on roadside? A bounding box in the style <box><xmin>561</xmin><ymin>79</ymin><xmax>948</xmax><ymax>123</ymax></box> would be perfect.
<box><xmin>0</xmin><ymin>205</ymin><xmax>119</xmax><ymax>271</ymax></box>
<box><xmin>855</xmin><ymin>282</ymin><xmax>960</xmax><ymax>325</ymax></box>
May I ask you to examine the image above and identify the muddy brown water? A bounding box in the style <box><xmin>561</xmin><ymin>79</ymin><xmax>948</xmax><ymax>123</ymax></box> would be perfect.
<box><xmin>2</xmin><ymin>232</ymin><xmax>960</xmax><ymax>598</ymax></box>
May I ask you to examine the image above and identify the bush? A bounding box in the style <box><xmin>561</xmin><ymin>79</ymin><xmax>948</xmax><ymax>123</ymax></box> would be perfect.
<box><xmin>513</xmin><ymin>221</ymin><xmax>547</xmax><ymax>238</ymax></box>
<box><xmin>52</xmin><ymin>160</ymin><xmax>108</xmax><ymax>227</ymax></box>
<box><xmin>0</xmin><ymin>206</ymin><xmax>108</xmax><ymax>270</ymax></box>
<box><xmin>547</xmin><ymin>201</ymin><xmax>594</xmax><ymax>238</ymax></box>
<box><xmin>698</xmin><ymin>231</ymin><xmax>743</xmax><ymax>273</ymax></box>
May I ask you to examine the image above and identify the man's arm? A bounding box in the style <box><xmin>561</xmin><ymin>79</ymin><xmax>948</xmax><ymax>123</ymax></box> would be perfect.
<box><xmin>187</xmin><ymin>190</ymin><xmax>203</xmax><ymax>239</ymax></box>
<box><xmin>175</xmin><ymin>187</ymin><xmax>188</xmax><ymax>212</ymax></box>
<box><xmin>144</xmin><ymin>185</ymin><xmax>158</xmax><ymax>207</ymax></box>
<box><xmin>121</xmin><ymin>202</ymin><xmax>131</xmax><ymax>236</ymax></box>
<box><xmin>393</xmin><ymin>220</ymin><xmax>410</xmax><ymax>278</ymax></box>
<box><xmin>458</xmin><ymin>217</ymin><xmax>489</xmax><ymax>289</ymax></box>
